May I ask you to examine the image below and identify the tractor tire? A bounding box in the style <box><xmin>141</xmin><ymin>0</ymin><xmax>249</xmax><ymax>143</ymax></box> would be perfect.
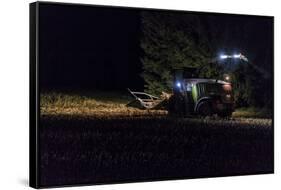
<box><xmin>197</xmin><ymin>101</ymin><xmax>213</xmax><ymax>117</ymax></box>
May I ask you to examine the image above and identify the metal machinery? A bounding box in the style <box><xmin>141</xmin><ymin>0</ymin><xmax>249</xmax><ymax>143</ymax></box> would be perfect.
<box><xmin>127</xmin><ymin>67</ymin><xmax>234</xmax><ymax>118</ymax></box>
<box><xmin>168</xmin><ymin>68</ymin><xmax>234</xmax><ymax>117</ymax></box>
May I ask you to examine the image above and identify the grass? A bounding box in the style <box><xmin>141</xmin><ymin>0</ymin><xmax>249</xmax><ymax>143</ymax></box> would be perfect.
<box><xmin>233</xmin><ymin>107</ymin><xmax>272</xmax><ymax>118</ymax></box>
<box><xmin>41</xmin><ymin>91</ymin><xmax>272</xmax><ymax>119</ymax></box>
<box><xmin>40</xmin><ymin>91</ymin><xmax>167</xmax><ymax>117</ymax></box>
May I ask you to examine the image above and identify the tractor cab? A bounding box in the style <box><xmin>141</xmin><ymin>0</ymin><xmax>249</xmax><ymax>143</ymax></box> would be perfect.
<box><xmin>169</xmin><ymin>67</ymin><xmax>234</xmax><ymax>117</ymax></box>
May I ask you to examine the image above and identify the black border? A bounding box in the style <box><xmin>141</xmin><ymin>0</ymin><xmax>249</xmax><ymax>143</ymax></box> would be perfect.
<box><xmin>30</xmin><ymin>2</ymin><xmax>40</xmax><ymax>188</ymax></box>
<box><xmin>29</xmin><ymin>1</ymin><xmax>274</xmax><ymax>189</ymax></box>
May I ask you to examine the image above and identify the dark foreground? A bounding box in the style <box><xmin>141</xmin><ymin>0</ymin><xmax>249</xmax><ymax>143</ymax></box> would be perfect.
<box><xmin>39</xmin><ymin>115</ymin><xmax>273</xmax><ymax>187</ymax></box>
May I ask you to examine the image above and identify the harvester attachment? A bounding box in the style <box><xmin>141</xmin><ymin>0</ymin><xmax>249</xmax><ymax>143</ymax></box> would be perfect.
<box><xmin>127</xmin><ymin>88</ymin><xmax>169</xmax><ymax>110</ymax></box>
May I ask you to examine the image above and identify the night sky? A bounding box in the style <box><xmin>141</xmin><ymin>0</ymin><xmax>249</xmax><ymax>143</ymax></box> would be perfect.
<box><xmin>39</xmin><ymin>3</ymin><xmax>273</xmax><ymax>92</ymax></box>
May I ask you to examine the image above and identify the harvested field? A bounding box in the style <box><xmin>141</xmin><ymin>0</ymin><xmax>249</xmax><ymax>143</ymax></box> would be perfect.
<box><xmin>39</xmin><ymin>92</ymin><xmax>273</xmax><ymax>187</ymax></box>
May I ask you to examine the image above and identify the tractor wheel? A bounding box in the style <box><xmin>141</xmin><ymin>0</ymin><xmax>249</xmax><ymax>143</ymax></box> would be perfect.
<box><xmin>197</xmin><ymin>101</ymin><xmax>212</xmax><ymax>117</ymax></box>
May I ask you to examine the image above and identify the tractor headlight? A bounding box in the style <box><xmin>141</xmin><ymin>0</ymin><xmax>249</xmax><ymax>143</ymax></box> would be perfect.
<box><xmin>223</xmin><ymin>74</ymin><xmax>231</xmax><ymax>82</ymax></box>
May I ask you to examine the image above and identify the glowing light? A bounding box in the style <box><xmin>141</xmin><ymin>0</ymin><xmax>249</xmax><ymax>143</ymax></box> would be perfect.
<box><xmin>219</xmin><ymin>52</ymin><xmax>248</xmax><ymax>62</ymax></box>
<box><xmin>176</xmin><ymin>82</ymin><xmax>181</xmax><ymax>88</ymax></box>
<box><xmin>223</xmin><ymin>84</ymin><xmax>232</xmax><ymax>91</ymax></box>
<box><xmin>220</xmin><ymin>55</ymin><xmax>228</xmax><ymax>59</ymax></box>
<box><xmin>226</xmin><ymin>94</ymin><xmax>231</xmax><ymax>99</ymax></box>
<box><xmin>223</xmin><ymin>74</ymin><xmax>231</xmax><ymax>81</ymax></box>
<box><xmin>241</xmin><ymin>55</ymin><xmax>249</xmax><ymax>62</ymax></box>
<box><xmin>233</xmin><ymin>54</ymin><xmax>240</xmax><ymax>58</ymax></box>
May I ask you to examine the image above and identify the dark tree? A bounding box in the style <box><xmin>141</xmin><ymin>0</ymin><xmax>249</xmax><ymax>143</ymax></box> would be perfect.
<box><xmin>140</xmin><ymin>12</ymin><xmax>220</xmax><ymax>95</ymax></box>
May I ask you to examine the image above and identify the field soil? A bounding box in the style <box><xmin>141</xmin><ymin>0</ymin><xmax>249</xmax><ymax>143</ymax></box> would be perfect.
<box><xmin>40</xmin><ymin>115</ymin><xmax>273</xmax><ymax>187</ymax></box>
<box><xmin>39</xmin><ymin>92</ymin><xmax>273</xmax><ymax>187</ymax></box>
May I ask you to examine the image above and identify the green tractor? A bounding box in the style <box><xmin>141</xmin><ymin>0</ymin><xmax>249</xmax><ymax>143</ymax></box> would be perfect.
<box><xmin>168</xmin><ymin>68</ymin><xmax>235</xmax><ymax>117</ymax></box>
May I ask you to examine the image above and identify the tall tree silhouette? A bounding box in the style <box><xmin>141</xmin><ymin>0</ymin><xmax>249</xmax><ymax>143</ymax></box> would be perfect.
<box><xmin>140</xmin><ymin>12</ymin><xmax>219</xmax><ymax>95</ymax></box>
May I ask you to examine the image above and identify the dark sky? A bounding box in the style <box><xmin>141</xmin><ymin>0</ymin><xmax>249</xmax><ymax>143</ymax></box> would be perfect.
<box><xmin>39</xmin><ymin>3</ymin><xmax>273</xmax><ymax>91</ymax></box>
<box><xmin>39</xmin><ymin>3</ymin><xmax>142</xmax><ymax>91</ymax></box>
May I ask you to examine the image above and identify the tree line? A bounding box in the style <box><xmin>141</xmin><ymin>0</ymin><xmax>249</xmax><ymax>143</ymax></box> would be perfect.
<box><xmin>140</xmin><ymin>11</ymin><xmax>272</xmax><ymax>109</ymax></box>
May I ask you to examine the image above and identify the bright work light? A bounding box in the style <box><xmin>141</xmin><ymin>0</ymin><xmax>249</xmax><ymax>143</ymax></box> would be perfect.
<box><xmin>233</xmin><ymin>54</ymin><xmax>240</xmax><ymax>58</ymax></box>
<box><xmin>220</xmin><ymin>55</ymin><xmax>228</xmax><ymax>59</ymax></box>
